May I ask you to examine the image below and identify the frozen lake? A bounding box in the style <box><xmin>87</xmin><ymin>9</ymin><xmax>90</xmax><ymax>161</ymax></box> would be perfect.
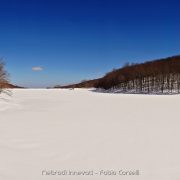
<box><xmin>0</xmin><ymin>89</ymin><xmax>180</xmax><ymax>180</ymax></box>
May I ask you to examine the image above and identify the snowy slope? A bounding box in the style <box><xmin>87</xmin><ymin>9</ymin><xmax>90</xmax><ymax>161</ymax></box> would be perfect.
<box><xmin>0</xmin><ymin>89</ymin><xmax>180</xmax><ymax>180</ymax></box>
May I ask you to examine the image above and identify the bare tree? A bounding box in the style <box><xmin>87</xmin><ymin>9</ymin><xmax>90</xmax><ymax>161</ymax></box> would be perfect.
<box><xmin>0</xmin><ymin>59</ymin><xmax>9</xmax><ymax>94</ymax></box>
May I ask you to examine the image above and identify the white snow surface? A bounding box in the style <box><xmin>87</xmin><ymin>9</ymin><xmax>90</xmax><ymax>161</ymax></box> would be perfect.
<box><xmin>0</xmin><ymin>89</ymin><xmax>180</xmax><ymax>180</ymax></box>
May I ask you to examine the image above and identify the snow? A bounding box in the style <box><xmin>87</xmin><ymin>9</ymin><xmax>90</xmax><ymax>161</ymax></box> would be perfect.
<box><xmin>0</xmin><ymin>89</ymin><xmax>180</xmax><ymax>180</ymax></box>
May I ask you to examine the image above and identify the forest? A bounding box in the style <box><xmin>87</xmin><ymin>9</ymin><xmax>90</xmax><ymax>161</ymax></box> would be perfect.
<box><xmin>96</xmin><ymin>56</ymin><xmax>180</xmax><ymax>94</ymax></box>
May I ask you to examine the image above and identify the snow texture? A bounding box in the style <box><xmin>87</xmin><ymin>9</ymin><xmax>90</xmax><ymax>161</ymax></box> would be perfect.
<box><xmin>0</xmin><ymin>89</ymin><xmax>180</xmax><ymax>180</ymax></box>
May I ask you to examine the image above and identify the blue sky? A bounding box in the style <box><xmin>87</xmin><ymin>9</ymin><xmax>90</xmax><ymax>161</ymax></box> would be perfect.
<box><xmin>0</xmin><ymin>0</ymin><xmax>180</xmax><ymax>87</ymax></box>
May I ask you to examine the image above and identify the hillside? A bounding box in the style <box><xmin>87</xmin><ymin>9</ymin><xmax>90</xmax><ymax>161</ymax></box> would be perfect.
<box><xmin>0</xmin><ymin>82</ymin><xmax>23</xmax><ymax>89</ymax></box>
<box><xmin>55</xmin><ymin>78</ymin><xmax>101</xmax><ymax>89</ymax></box>
<box><xmin>55</xmin><ymin>55</ymin><xmax>180</xmax><ymax>94</ymax></box>
<box><xmin>96</xmin><ymin>55</ymin><xmax>180</xmax><ymax>94</ymax></box>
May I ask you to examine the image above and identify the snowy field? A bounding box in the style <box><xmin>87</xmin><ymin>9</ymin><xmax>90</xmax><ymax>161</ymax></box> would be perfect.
<box><xmin>0</xmin><ymin>89</ymin><xmax>180</xmax><ymax>180</ymax></box>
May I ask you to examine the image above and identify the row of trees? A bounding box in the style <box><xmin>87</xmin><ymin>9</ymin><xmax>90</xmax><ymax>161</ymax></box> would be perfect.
<box><xmin>96</xmin><ymin>56</ymin><xmax>180</xmax><ymax>94</ymax></box>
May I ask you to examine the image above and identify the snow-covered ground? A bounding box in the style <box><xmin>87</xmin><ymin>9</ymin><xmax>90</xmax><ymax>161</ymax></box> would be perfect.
<box><xmin>0</xmin><ymin>89</ymin><xmax>180</xmax><ymax>180</ymax></box>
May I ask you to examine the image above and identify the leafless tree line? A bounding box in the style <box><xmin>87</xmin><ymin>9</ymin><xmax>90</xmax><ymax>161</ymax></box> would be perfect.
<box><xmin>96</xmin><ymin>56</ymin><xmax>180</xmax><ymax>94</ymax></box>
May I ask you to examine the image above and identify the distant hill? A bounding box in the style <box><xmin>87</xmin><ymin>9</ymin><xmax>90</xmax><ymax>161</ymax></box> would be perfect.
<box><xmin>55</xmin><ymin>78</ymin><xmax>101</xmax><ymax>89</ymax></box>
<box><xmin>0</xmin><ymin>82</ymin><xmax>23</xmax><ymax>89</ymax></box>
<box><xmin>55</xmin><ymin>55</ymin><xmax>180</xmax><ymax>94</ymax></box>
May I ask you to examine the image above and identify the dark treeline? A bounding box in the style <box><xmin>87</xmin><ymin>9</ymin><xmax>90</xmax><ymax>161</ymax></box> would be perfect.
<box><xmin>96</xmin><ymin>56</ymin><xmax>180</xmax><ymax>94</ymax></box>
<box><xmin>55</xmin><ymin>79</ymin><xmax>100</xmax><ymax>89</ymax></box>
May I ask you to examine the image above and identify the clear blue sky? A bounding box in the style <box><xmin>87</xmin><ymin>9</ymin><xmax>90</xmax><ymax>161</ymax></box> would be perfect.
<box><xmin>0</xmin><ymin>0</ymin><xmax>180</xmax><ymax>87</ymax></box>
